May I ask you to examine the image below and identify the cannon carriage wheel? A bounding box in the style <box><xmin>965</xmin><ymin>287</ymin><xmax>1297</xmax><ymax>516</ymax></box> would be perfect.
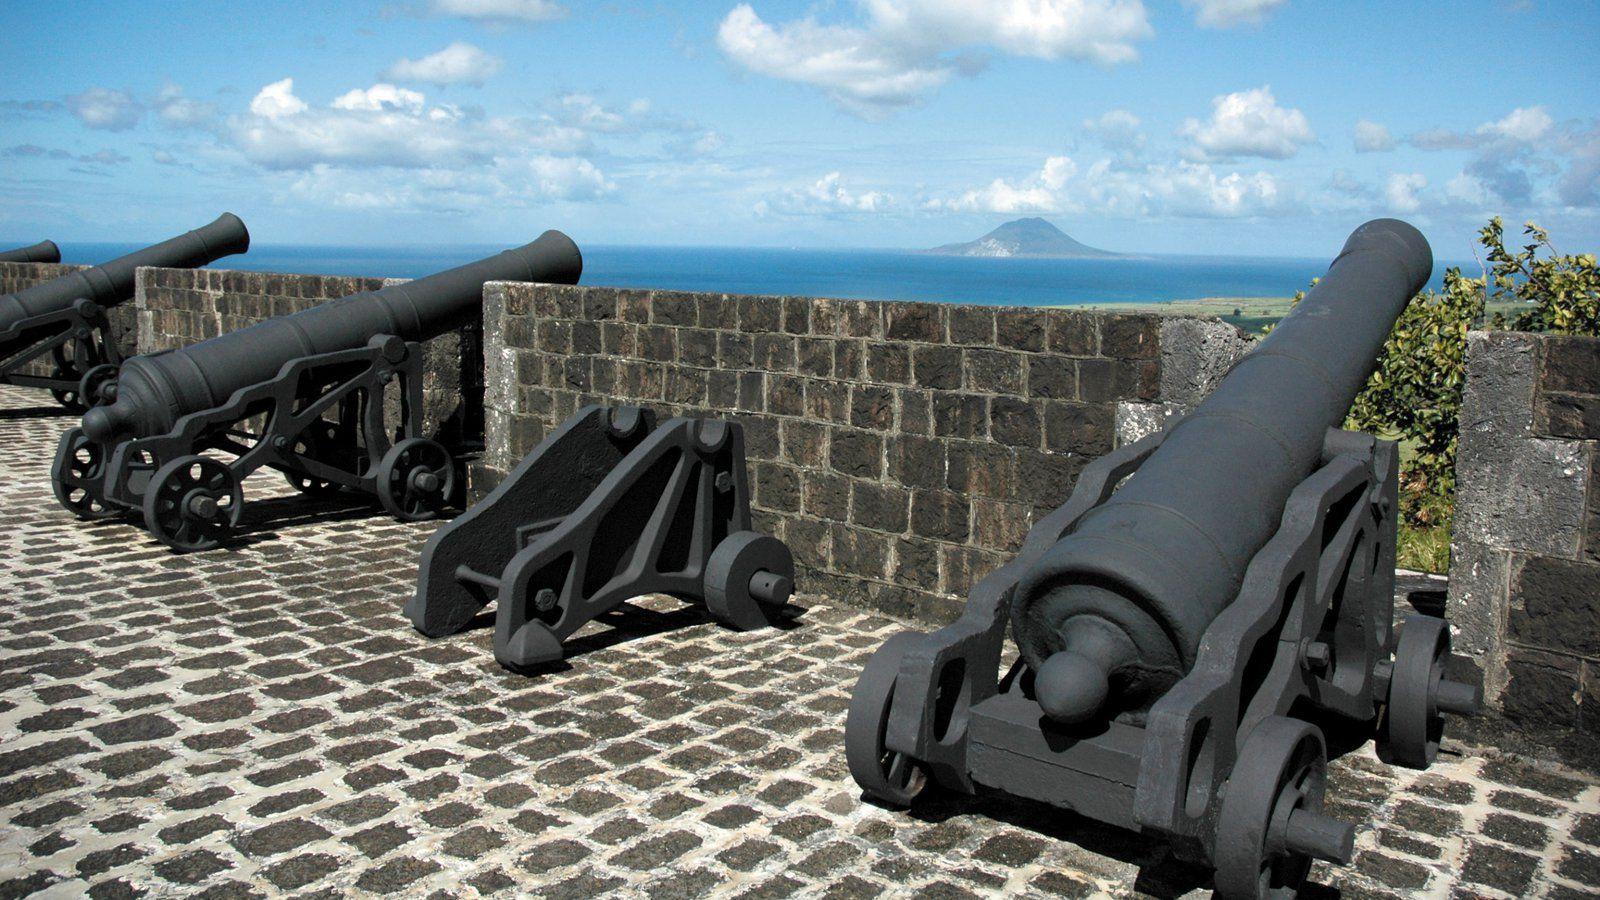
<box><xmin>375</xmin><ymin>437</ymin><xmax>456</xmax><ymax>522</ymax></box>
<box><xmin>846</xmin><ymin>633</ymin><xmax>930</xmax><ymax>807</ymax></box>
<box><xmin>52</xmin><ymin>427</ymin><xmax>119</xmax><ymax>520</ymax></box>
<box><xmin>1380</xmin><ymin>615</ymin><xmax>1479</xmax><ymax>769</ymax></box>
<box><xmin>1214</xmin><ymin>716</ymin><xmax>1354</xmax><ymax>899</ymax></box>
<box><xmin>142</xmin><ymin>455</ymin><xmax>244</xmax><ymax>552</ymax></box>
<box><xmin>703</xmin><ymin>531</ymin><xmax>794</xmax><ymax>631</ymax></box>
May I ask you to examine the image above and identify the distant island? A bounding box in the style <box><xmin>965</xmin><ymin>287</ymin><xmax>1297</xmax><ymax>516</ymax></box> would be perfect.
<box><xmin>927</xmin><ymin>217</ymin><xmax>1130</xmax><ymax>259</ymax></box>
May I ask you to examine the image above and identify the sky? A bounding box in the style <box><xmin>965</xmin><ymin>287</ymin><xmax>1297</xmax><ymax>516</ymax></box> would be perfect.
<box><xmin>1</xmin><ymin>0</ymin><xmax>1597</xmax><ymax>259</ymax></box>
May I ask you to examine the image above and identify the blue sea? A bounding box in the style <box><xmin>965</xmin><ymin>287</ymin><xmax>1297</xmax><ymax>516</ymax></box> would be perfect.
<box><xmin>43</xmin><ymin>242</ymin><xmax>1456</xmax><ymax>307</ymax></box>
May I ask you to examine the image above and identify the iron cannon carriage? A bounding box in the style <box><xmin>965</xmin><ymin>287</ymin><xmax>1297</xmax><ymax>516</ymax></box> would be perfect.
<box><xmin>844</xmin><ymin>219</ymin><xmax>1481</xmax><ymax>899</ymax></box>
<box><xmin>51</xmin><ymin>230</ymin><xmax>581</xmax><ymax>552</ymax></box>
<box><xmin>0</xmin><ymin>215</ymin><xmax>248</xmax><ymax>411</ymax></box>
<box><xmin>408</xmin><ymin>405</ymin><xmax>796</xmax><ymax>671</ymax></box>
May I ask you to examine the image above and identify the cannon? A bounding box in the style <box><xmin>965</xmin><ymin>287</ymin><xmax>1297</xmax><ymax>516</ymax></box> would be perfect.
<box><xmin>0</xmin><ymin>240</ymin><xmax>61</xmax><ymax>264</ymax></box>
<box><xmin>0</xmin><ymin>215</ymin><xmax>248</xmax><ymax>411</ymax></box>
<box><xmin>845</xmin><ymin>219</ymin><xmax>1481</xmax><ymax>899</ymax></box>
<box><xmin>408</xmin><ymin>405</ymin><xmax>795</xmax><ymax>671</ymax></box>
<box><xmin>52</xmin><ymin>230</ymin><xmax>582</xmax><ymax>552</ymax></box>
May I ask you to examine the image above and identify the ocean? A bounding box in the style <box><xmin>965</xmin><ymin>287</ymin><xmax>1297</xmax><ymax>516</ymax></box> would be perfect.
<box><xmin>44</xmin><ymin>242</ymin><xmax>1456</xmax><ymax>308</ymax></box>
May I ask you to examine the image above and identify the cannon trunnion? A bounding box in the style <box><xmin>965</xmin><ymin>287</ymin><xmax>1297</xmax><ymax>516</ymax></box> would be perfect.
<box><xmin>51</xmin><ymin>230</ymin><xmax>581</xmax><ymax>552</ymax></box>
<box><xmin>844</xmin><ymin>220</ymin><xmax>1481</xmax><ymax>899</ymax></box>
<box><xmin>0</xmin><ymin>215</ymin><xmax>248</xmax><ymax>411</ymax></box>
<box><xmin>409</xmin><ymin>405</ymin><xmax>796</xmax><ymax>671</ymax></box>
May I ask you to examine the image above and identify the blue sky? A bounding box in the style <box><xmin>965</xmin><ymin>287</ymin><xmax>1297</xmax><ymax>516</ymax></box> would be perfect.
<box><xmin>1</xmin><ymin>0</ymin><xmax>1596</xmax><ymax>259</ymax></box>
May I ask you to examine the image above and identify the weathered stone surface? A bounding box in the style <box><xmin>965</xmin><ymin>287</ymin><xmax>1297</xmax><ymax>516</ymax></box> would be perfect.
<box><xmin>1156</xmin><ymin>317</ymin><xmax>1250</xmax><ymax>407</ymax></box>
<box><xmin>1454</xmin><ymin>435</ymin><xmax>1588</xmax><ymax>557</ymax></box>
<box><xmin>1444</xmin><ymin>540</ymin><xmax>1512</xmax><ymax>695</ymax></box>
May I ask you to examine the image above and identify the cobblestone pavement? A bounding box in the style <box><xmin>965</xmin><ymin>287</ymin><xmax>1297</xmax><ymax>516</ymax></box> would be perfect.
<box><xmin>1</xmin><ymin>384</ymin><xmax>1596</xmax><ymax>899</ymax></box>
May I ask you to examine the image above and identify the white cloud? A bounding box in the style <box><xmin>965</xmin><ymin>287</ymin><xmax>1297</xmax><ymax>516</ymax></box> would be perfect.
<box><xmin>1445</xmin><ymin>172</ymin><xmax>1492</xmax><ymax>207</ymax></box>
<box><xmin>153</xmin><ymin>84</ymin><xmax>218</xmax><ymax>129</ymax></box>
<box><xmin>1477</xmin><ymin>105</ymin><xmax>1552</xmax><ymax>143</ymax></box>
<box><xmin>1353</xmin><ymin>120</ymin><xmax>1394</xmax><ymax>153</ymax></box>
<box><xmin>432</xmin><ymin>0</ymin><xmax>564</xmax><ymax>23</ymax></box>
<box><xmin>221</xmin><ymin>77</ymin><xmax>622</xmax><ymax>213</ymax></box>
<box><xmin>767</xmin><ymin>172</ymin><xmax>892</xmax><ymax>214</ymax></box>
<box><xmin>717</xmin><ymin>1</ymin><xmax>1152</xmax><ymax>115</ymax></box>
<box><xmin>1083</xmin><ymin>109</ymin><xmax>1144</xmax><ymax>152</ymax></box>
<box><xmin>930</xmin><ymin>154</ymin><xmax>1287</xmax><ymax>219</ymax></box>
<box><xmin>250</xmin><ymin>78</ymin><xmax>309</xmax><ymax>119</ymax></box>
<box><xmin>65</xmin><ymin>87</ymin><xmax>142</xmax><ymax>131</ymax></box>
<box><xmin>1385</xmin><ymin>172</ymin><xmax>1426</xmax><ymax>213</ymax></box>
<box><xmin>808</xmin><ymin>172</ymin><xmax>891</xmax><ymax>211</ymax></box>
<box><xmin>331</xmin><ymin>84</ymin><xmax>428</xmax><ymax>113</ymax></box>
<box><xmin>1412</xmin><ymin>106</ymin><xmax>1556</xmax><ymax>152</ymax></box>
<box><xmin>385</xmin><ymin>42</ymin><xmax>504</xmax><ymax>86</ymax></box>
<box><xmin>235</xmin><ymin>79</ymin><xmax>559</xmax><ymax>170</ymax></box>
<box><xmin>1181</xmin><ymin>86</ymin><xmax>1313</xmax><ymax>160</ymax></box>
<box><xmin>1182</xmin><ymin>0</ymin><xmax>1286</xmax><ymax>28</ymax></box>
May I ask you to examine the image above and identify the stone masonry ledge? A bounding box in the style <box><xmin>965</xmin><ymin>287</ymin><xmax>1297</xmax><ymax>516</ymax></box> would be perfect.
<box><xmin>0</xmin><ymin>384</ymin><xmax>1596</xmax><ymax>900</ymax></box>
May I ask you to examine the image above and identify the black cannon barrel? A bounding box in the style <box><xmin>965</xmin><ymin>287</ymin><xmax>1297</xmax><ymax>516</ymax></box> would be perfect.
<box><xmin>0</xmin><ymin>240</ymin><xmax>61</xmax><ymax>264</ymax></box>
<box><xmin>0</xmin><ymin>214</ymin><xmax>248</xmax><ymax>333</ymax></box>
<box><xmin>1010</xmin><ymin>219</ymin><xmax>1433</xmax><ymax>724</ymax></box>
<box><xmin>84</xmin><ymin>230</ymin><xmax>582</xmax><ymax>444</ymax></box>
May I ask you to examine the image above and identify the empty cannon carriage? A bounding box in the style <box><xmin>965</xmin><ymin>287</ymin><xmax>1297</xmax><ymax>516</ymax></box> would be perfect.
<box><xmin>408</xmin><ymin>405</ymin><xmax>795</xmax><ymax>671</ymax></box>
<box><xmin>844</xmin><ymin>219</ymin><xmax>1481</xmax><ymax>899</ymax></box>
<box><xmin>51</xmin><ymin>230</ymin><xmax>582</xmax><ymax>552</ymax></box>
<box><xmin>0</xmin><ymin>215</ymin><xmax>248</xmax><ymax>411</ymax></box>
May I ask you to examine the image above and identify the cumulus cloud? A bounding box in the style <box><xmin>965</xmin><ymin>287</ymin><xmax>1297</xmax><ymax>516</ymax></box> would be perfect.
<box><xmin>929</xmin><ymin>154</ymin><xmax>1287</xmax><ymax>219</ymax></box>
<box><xmin>1083</xmin><ymin>109</ymin><xmax>1144</xmax><ymax>153</ymax></box>
<box><xmin>219</xmin><ymin>76</ymin><xmax>621</xmax><ymax>211</ymax></box>
<box><xmin>1410</xmin><ymin>105</ymin><xmax>1554</xmax><ymax>152</ymax></box>
<box><xmin>384</xmin><ymin>42</ymin><xmax>504</xmax><ymax>86</ymax></box>
<box><xmin>432</xmin><ymin>0</ymin><xmax>564</xmax><ymax>23</ymax></box>
<box><xmin>1182</xmin><ymin>0</ymin><xmax>1286</xmax><ymax>28</ymax></box>
<box><xmin>764</xmin><ymin>172</ymin><xmax>892</xmax><ymax>215</ymax></box>
<box><xmin>1181</xmin><ymin>86</ymin><xmax>1313</xmax><ymax>160</ymax></box>
<box><xmin>153</xmin><ymin>84</ymin><xmax>218</xmax><ymax>129</ymax></box>
<box><xmin>717</xmin><ymin>1</ymin><xmax>1153</xmax><ymax>115</ymax></box>
<box><xmin>65</xmin><ymin>87</ymin><xmax>142</xmax><ymax>131</ymax></box>
<box><xmin>1353</xmin><ymin>120</ymin><xmax>1394</xmax><ymax>153</ymax></box>
<box><xmin>232</xmin><ymin>79</ymin><xmax>578</xmax><ymax>173</ymax></box>
<box><xmin>1478</xmin><ymin>105</ymin><xmax>1552</xmax><ymax>143</ymax></box>
<box><xmin>1384</xmin><ymin>172</ymin><xmax>1426</xmax><ymax>213</ymax></box>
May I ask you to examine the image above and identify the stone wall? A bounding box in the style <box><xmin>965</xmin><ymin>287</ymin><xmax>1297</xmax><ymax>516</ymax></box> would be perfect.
<box><xmin>1448</xmin><ymin>330</ymin><xmax>1599</xmax><ymax>750</ymax></box>
<box><xmin>478</xmin><ymin>282</ymin><xmax>1241</xmax><ymax>625</ymax></box>
<box><xmin>0</xmin><ymin>261</ymin><xmax>139</xmax><ymax>372</ymax></box>
<box><xmin>134</xmin><ymin>267</ymin><xmax>484</xmax><ymax>449</ymax></box>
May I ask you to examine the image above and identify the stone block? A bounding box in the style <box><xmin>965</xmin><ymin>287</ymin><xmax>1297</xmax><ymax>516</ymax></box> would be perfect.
<box><xmin>885</xmin><ymin>302</ymin><xmax>943</xmax><ymax>343</ymax></box>
<box><xmin>1454</xmin><ymin>436</ymin><xmax>1588</xmax><ymax>557</ymax></box>
<box><xmin>1502</xmin><ymin>647</ymin><xmax>1582</xmax><ymax>729</ymax></box>
<box><xmin>1541</xmin><ymin>335</ymin><xmax>1600</xmax><ymax>394</ymax></box>
<box><xmin>1444</xmin><ymin>540</ymin><xmax>1511</xmax><ymax>697</ymax></box>
<box><xmin>1538</xmin><ymin>393</ymin><xmax>1600</xmax><ymax>440</ymax></box>
<box><xmin>1158</xmin><ymin>318</ymin><xmax>1249</xmax><ymax>407</ymax></box>
<box><xmin>1509</xmin><ymin>557</ymin><xmax>1600</xmax><ymax>657</ymax></box>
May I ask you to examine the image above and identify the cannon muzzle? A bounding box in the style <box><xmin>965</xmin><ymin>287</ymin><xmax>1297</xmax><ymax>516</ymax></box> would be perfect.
<box><xmin>1011</xmin><ymin>218</ymin><xmax>1433</xmax><ymax>724</ymax></box>
<box><xmin>0</xmin><ymin>214</ymin><xmax>248</xmax><ymax>334</ymax></box>
<box><xmin>0</xmin><ymin>240</ymin><xmax>61</xmax><ymax>264</ymax></box>
<box><xmin>83</xmin><ymin>229</ymin><xmax>580</xmax><ymax>445</ymax></box>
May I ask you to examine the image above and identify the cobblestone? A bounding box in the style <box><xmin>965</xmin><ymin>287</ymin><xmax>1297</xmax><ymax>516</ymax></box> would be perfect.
<box><xmin>0</xmin><ymin>384</ymin><xmax>1596</xmax><ymax>897</ymax></box>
